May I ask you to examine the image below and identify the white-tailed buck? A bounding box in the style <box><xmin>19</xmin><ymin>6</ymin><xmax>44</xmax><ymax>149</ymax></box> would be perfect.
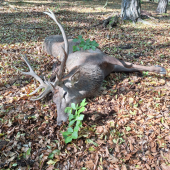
<box><xmin>16</xmin><ymin>10</ymin><xmax>166</xmax><ymax>125</ymax></box>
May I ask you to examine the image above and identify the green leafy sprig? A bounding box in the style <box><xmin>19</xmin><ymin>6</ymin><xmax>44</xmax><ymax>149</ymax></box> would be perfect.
<box><xmin>73</xmin><ymin>35</ymin><xmax>99</xmax><ymax>52</ymax></box>
<box><xmin>62</xmin><ymin>99</ymin><xmax>87</xmax><ymax>143</ymax></box>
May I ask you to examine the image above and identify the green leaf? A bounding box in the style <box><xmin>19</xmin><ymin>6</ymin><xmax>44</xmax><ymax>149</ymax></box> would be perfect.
<box><xmin>91</xmin><ymin>40</ymin><xmax>96</xmax><ymax>45</ymax></box>
<box><xmin>23</xmin><ymin>152</ymin><xmax>26</xmax><ymax>159</ymax></box>
<box><xmin>73</xmin><ymin>46</ymin><xmax>80</xmax><ymax>52</ymax></box>
<box><xmin>126</xmin><ymin>126</ymin><xmax>131</xmax><ymax>132</ymax></box>
<box><xmin>73</xmin><ymin>38</ymin><xmax>78</xmax><ymax>42</ymax></box>
<box><xmin>52</xmin><ymin>149</ymin><xmax>60</xmax><ymax>155</ymax></box>
<box><xmin>78</xmin><ymin>35</ymin><xmax>83</xmax><ymax>39</ymax></box>
<box><xmin>86</xmin><ymin>39</ymin><xmax>90</xmax><ymax>43</ymax></box>
<box><xmin>74</xmin><ymin>125</ymin><xmax>80</xmax><ymax>132</ymax></box>
<box><xmin>0</xmin><ymin>133</ymin><xmax>4</xmax><ymax>137</ymax></box>
<box><xmin>76</xmin><ymin>120</ymin><xmax>82</xmax><ymax>128</ymax></box>
<box><xmin>12</xmin><ymin>163</ymin><xmax>17</xmax><ymax>167</ymax></box>
<box><xmin>88</xmin><ymin>146</ymin><xmax>95</xmax><ymax>152</ymax></box>
<box><xmin>67</xmin><ymin>127</ymin><xmax>73</xmax><ymax>133</ymax></box>
<box><xmin>76</xmin><ymin>114</ymin><xmax>84</xmax><ymax>121</ymax></box>
<box><xmin>65</xmin><ymin>107</ymin><xmax>72</xmax><ymax>114</ymax></box>
<box><xmin>47</xmin><ymin>160</ymin><xmax>56</xmax><ymax>165</ymax></box>
<box><xmin>62</xmin><ymin>131</ymin><xmax>72</xmax><ymax>137</ymax></box>
<box><xmin>65</xmin><ymin>136</ymin><xmax>73</xmax><ymax>143</ymax></box>
<box><xmin>91</xmin><ymin>46</ymin><xmax>96</xmax><ymax>51</ymax></box>
<box><xmin>86</xmin><ymin>46</ymin><xmax>90</xmax><ymax>50</ymax></box>
<box><xmin>48</xmin><ymin>153</ymin><xmax>54</xmax><ymax>159</ymax></box>
<box><xmin>68</xmin><ymin>119</ymin><xmax>76</xmax><ymax>127</ymax></box>
<box><xmin>69</xmin><ymin>113</ymin><xmax>74</xmax><ymax>121</ymax></box>
<box><xmin>71</xmin><ymin>103</ymin><xmax>76</xmax><ymax>110</ymax></box>
<box><xmin>113</xmin><ymin>139</ymin><xmax>117</xmax><ymax>144</ymax></box>
<box><xmin>77</xmin><ymin>107</ymin><xmax>85</xmax><ymax>114</ymax></box>
<box><xmin>86</xmin><ymin>139</ymin><xmax>98</xmax><ymax>146</ymax></box>
<box><xmin>161</xmin><ymin>117</ymin><xmax>164</xmax><ymax>123</ymax></box>
<box><xmin>47</xmin><ymin>145</ymin><xmax>51</xmax><ymax>149</ymax></box>
<box><xmin>83</xmin><ymin>45</ymin><xmax>87</xmax><ymax>50</ymax></box>
<box><xmin>26</xmin><ymin>148</ymin><xmax>31</xmax><ymax>155</ymax></box>
<box><xmin>73</xmin><ymin>46</ymin><xmax>77</xmax><ymax>52</ymax></box>
<box><xmin>80</xmin><ymin>99</ymin><xmax>87</xmax><ymax>107</ymax></box>
<box><xmin>72</xmin><ymin>131</ymin><xmax>78</xmax><ymax>139</ymax></box>
<box><xmin>76</xmin><ymin>120</ymin><xmax>81</xmax><ymax>126</ymax></box>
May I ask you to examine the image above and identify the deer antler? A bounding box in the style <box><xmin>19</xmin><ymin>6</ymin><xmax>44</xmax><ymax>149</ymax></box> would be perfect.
<box><xmin>44</xmin><ymin>9</ymin><xmax>69</xmax><ymax>85</ymax></box>
<box><xmin>15</xmin><ymin>55</ymin><xmax>54</xmax><ymax>101</ymax></box>
<box><xmin>14</xmin><ymin>10</ymin><xmax>69</xmax><ymax>100</ymax></box>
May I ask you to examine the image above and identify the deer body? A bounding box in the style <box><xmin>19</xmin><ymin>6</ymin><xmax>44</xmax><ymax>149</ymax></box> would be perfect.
<box><xmin>16</xmin><ymin>10</ymin><xmax>166</xmax><ymax>125</ymax></box>
<box><xmin>45</xmin><ymin>39</ymin><xmax>165</xmax><ymax>124</ymax></box>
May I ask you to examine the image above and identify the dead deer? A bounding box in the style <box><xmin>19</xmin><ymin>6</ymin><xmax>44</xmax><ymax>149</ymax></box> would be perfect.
<box><xmin>16</xmin><ymin>10</ymin><xmax>166</xmax><ymax>125</ymax></box>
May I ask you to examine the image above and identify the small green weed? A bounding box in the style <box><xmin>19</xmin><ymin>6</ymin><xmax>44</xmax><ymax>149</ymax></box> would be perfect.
<box><xmin>143</xmin><ymin>71</ymin><xmax>149</xmax><ymax>77</ymax></box>
<box><xmin>62</xmin><ymin>99</ymin><xmax>87</xmax><ymax>143</ymax></box>
<box><xmin>73</xmin><ymin>35</ymin><xmax>99</xmax><ymax>52</ymax></box>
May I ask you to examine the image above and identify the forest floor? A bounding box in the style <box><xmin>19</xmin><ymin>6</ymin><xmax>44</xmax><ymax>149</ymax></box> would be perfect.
<box><xmin>1</xmin><ymin>0</ymin><xmax>170</xmax><ymax>170</ymax></box>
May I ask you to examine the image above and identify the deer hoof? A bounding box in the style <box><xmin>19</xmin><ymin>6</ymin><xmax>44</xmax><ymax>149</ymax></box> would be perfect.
<box><xmin>155</xmin><ymin>65</ymin><xmax>166</xmax><ymax>75</ymax></box>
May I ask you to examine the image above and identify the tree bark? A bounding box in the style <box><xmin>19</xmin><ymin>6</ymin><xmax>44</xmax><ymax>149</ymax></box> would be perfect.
<box><xmin>156</xmin><ymin>0</ymin><xmax>168</xmax><ymax>13</ymax></box>
<box><xmin>121</xmin><ymin>0</ymin><xmax>141</xmax><ymax>22</ymax></box>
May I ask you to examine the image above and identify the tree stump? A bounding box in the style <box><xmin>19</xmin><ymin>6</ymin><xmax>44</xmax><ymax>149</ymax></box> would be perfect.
<box><xmin>156</xmin><ymin>0</ymin><xmax>168</xmax><ymax>14</ymax></box>
<box><xmin>121</xmin><ymin>0</ymin><xmax>141</xmax><ymax>22</ymax></box>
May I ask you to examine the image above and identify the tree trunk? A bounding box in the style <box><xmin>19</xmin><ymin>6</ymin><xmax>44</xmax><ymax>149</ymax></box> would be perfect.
<box><xmin>121</xmin><ymin>0</ymin><xmax>141</xmax><ymax>22</ymax></box>
<box><xmin>156</xmin><ymin>0</ymin><xmax>168</xmax><ymax>13</ymax></box>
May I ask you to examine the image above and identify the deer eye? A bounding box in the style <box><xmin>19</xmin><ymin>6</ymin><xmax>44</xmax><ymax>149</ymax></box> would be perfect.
<box><xmin>63</xmin><ymin>92</ymin><xmax>67</xmax><ymax>99</ymax></box>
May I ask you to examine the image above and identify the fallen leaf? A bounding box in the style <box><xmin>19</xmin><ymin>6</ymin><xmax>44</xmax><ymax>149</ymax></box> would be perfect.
<box><xmin>85</xmin><ymin>160</ymin><xmax>94</xmax><ymax>169</ymax></box>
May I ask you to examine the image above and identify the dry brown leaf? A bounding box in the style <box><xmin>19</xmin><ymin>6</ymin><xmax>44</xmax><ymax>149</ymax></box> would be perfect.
<box><xmin>121</xmin><ymin>165</ymin><xmax>127</xmax><ymax>170</ymax></box>
<box><xmin>113</xmin><ymin>165</ymin><xmax>120</xmax><ymax>170</ymax></box>
<box><xmin>161</xmin><ymin>163</ymin><xmax>170</xmax><ymax>170</ymax></box>
<box><xmin>124</xmin><ymin>154</ymin><xmax>131</xmax><ymax>161</ymax></box>
<box><xmin>94</xmin><ymin>151</ymin><xmax>99</xmax><ymax>170</ymax></box>
<box><xmin>85</xmin><ymin>160</ymin><xmax>94</xmax><ymax>169</ymax></box>
<box><xmin>162</xmin><ymin>151</ymin><xmax>170</xmax><ymax>163</ymax></box>
<box><xmin>96</xmin><ymin>126</ymin><xmax>104</xmax><ymax>134</ymax></box>
<box><xmin>115</xmin><ymin>144</ymin><xmax>120</xmax><ymax>152</ymax></box>
<box><xmin>46</xmin><ymin>165</ymin><xmax>54</xmax><ymax>170</ymax></box>
<box><xmin>165</xmin><ymin>135</ymin><xmax>170</xmax><ymax>142</ymax></box>
<box><xmin>150</xmin><ymin>141</ymin><xmax>157</xmax><ymax>153</ymax></box>
<box><xmin>108</xmin><ymin>155</ymin><xmax>118</xmax><ymax>163</ymax></box>
<box><xmin>129</xmin><ymin>142</ymin><xmax>134</xmax><ymax>151</ymax></box>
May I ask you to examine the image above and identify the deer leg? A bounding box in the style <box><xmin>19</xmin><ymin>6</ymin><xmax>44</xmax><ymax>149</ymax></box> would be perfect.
<box><xmin>114</xmin><ymin>60</ymin><xmax>166</xmax><ymax>74</ymax></box>
<box><xmin>113</xmin><ymin>65</ymin><xmax>139</xmax><ymax>72</ymax></box>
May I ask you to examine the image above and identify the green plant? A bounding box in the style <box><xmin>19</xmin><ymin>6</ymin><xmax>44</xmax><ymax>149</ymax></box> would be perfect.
<box><xmin>62</xmin><ymin>99</ymin><xmax>87</xmax><ymax>143</ymax></box>
<box><xmin>73</xmin><ymin>35</ymin><xmax>99</xmax><ymax>52</ymax></box>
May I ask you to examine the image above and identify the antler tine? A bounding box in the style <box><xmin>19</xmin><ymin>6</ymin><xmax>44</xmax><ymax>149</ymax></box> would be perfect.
<box><xmin>30</xmin><ymin>82</ymin><xmax>53</xmax><ymax>101</ymax></box>
<box><xmin>15</xmin><ymin>55</ymin><xmax>53</xmax><ymax>101</ymax></box>
<box><xmin>43</xmin><ymin>9</ymin><xmax>69</xmax><ymax>55</ymax></box>
<box><xmin>15</xmin><ymin>55</ymin><xmax>45</xmax><ymax>85</ymax></box>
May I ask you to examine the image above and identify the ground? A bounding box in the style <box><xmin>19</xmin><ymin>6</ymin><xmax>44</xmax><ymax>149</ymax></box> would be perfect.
<box><xmin>0</xmin><ymin>0</ymin><xmax>170</xmax><ymax>170</ymax></box>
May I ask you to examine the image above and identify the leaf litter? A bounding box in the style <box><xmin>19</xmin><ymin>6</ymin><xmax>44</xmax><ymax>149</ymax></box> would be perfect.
<box><xmin>0</xmin><ymin>0</ymin><xmax>170</xmax><ymax>169</ymax></box>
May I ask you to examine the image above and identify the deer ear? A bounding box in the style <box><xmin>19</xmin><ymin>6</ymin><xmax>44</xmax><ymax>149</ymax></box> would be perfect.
<box><xmin>99</xmin><ymin>61</ymin><xmax>109</xmax><ymax>69</ymax></box>
<box><xmin>71</xmin><ymin>70</ymin><xmax>80</xmax><ymax>85</ymax></box>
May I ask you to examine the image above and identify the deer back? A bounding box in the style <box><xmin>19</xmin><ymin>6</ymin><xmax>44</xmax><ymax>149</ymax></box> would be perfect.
<box><xmin>43</xmin><ymin>35</ymin><xmax>102</xmax><ymax>61</ymax></box>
